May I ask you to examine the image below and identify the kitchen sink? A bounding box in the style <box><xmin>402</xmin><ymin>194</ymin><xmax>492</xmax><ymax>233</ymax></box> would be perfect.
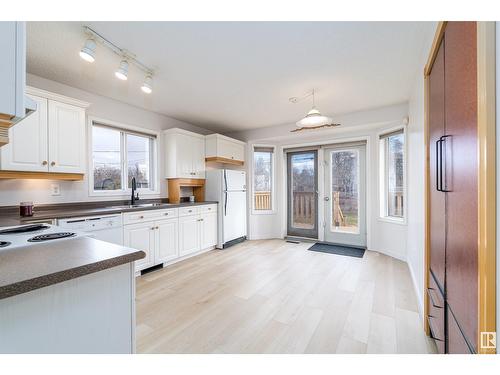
<box><xmin>107</xmin><ymin>203</ymin><xmax>172</xmax><ymax>210</ymax></box>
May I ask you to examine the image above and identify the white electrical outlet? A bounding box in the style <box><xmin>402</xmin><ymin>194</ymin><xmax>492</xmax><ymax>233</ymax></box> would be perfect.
<box><xmin>51</xmin><ymin>183</ymin><xmax>61</xmax><ymax>196</ymax></box>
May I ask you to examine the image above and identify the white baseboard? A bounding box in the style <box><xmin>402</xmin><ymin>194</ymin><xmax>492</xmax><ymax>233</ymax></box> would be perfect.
<box><xmin>368</xmin><ymin>247</ymin><xmax>407</xmax><ymax>262</ymax></box>
<box><xmin>407</xmin><ymin>260</ymin><xmax>425</xmax><ymax>321</ymax></box>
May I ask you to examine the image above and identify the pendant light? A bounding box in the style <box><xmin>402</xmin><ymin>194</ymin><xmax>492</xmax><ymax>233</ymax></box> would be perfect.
<box><xmin>296</xmin><ymin>89</ymin><xmax>332</xmax><ymax>128</ymax></box>
<box><xmin>79</xmin><ymin>38</ymin><xmax>96</xmax><ymax>63</ymax></box>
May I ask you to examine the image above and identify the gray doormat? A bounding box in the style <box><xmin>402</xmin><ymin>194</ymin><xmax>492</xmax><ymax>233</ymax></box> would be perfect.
<box><xmin>308</xmin><ymin>242</ymin><xmax>365</xmax><ymax>258</ymax></box>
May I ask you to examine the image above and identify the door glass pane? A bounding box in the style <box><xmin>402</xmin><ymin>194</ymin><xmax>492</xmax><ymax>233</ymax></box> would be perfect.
<box><xmin>127</xmin><ymin>134</ymin><xmax>151</xmax><ymax>189</ymax></box>
<box><xmin>92</xmin><ymin>126</ymin><xmax>122</xmax><ymax>190</ymax></box>
<box><xmin>331</xmin><ymin>150</ymin><xmax>359</xmax><ymax>233</ymax></box>
<box><xmin>291</xmin><ymin>153</ymin><xmax>316</xmax><ymax>230</ymax></box>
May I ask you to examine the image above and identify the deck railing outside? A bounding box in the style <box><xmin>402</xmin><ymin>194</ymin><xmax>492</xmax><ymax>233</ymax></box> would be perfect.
<box><xmin>254</xmin><ymin>191</ymin><xmax>272</xmax><ymax>210</ymax></box>
<box><xmin>292</xmin><ymin>191</ymin><xmax>315</xmax><ymax>226</ymax></box>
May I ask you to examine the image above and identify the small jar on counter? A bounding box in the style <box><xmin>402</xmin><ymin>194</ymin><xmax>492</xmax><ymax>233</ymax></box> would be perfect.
<box><xmin>19</xmin><ymin>202</ymin><xmax>34</xmax><ymax>217</ymax></box>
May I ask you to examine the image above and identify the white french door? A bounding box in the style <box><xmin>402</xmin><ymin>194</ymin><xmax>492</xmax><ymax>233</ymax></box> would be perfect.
<box><xmin>323</xmin><ymin>144</ymin><xmax>366</xmax><ymax>247</ymax></box>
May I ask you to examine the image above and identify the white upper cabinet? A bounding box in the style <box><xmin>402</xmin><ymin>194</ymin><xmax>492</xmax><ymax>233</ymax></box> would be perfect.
<box><xmin>205</xmin><ymin>134</ymin><xmax>245</xmax><ymax>164</ymax></box>
<box><xmin>0</xmin><ymin>87</ymin><xmax>89</xmax><ymax>174</ymax></box>
<box><xmin>0</xmin><ymin>94</ymin><xmax>48</xmax><ymax>172</ymax></box>
<box><xmin>47</xmin><ymin>100</ymin><xmax>86</xmax><ymax>173</ymax></box>
<box><xmin>164</xmin><ymin>128</ymin><xmax>206</xmax><ymax>179</ymax></box>
<box><xmin>0</xmin><ymin>22</ymin><xmax>26</xmax><ymax>121</ymax></box>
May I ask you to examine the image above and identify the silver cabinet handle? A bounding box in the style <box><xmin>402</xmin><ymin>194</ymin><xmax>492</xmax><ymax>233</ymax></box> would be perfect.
<box><xmin>324</xmin><ymin>197</ymin><xmax>330</xmax><ymax>201</ymax></box>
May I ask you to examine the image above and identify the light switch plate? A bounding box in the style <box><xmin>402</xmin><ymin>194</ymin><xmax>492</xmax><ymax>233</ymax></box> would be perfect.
<box><xmin>51</xmin><ymin>183</ymin><xmax>61</xmax><ymax>196</ymax></box>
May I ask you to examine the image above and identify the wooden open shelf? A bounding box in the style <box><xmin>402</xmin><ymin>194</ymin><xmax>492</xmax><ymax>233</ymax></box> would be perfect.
<box><xmin>205</xmin><ymin>156</ymin><xmax>244</xmax><ymax>166</ymax></box>
<box><xmin>167</xmin><ymin>178</ymin><xmax>205</xmax><ymax>204</ymax></box>
<box><xmin>0</xmin><ymin>171</ymin><xmax>84</xmax><ymax>181</ymax></box>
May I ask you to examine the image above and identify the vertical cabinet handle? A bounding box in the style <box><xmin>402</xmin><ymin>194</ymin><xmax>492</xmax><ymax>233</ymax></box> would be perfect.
<box><xmin>439</xmin><ymin>135</ymin><xmax>452</xmax><ymax>193</ymax></box>
<box><xmin>435</xmin><ymin>139</ymin><xmax>441</xmax><ymax>192</ymax></box>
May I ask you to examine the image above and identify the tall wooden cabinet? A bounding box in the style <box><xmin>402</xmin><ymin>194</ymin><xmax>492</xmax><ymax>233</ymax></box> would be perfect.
<box><xmin>427</xmin><ymin>22</ymin><xmax>478</xmax><ymax>354</ymax></box>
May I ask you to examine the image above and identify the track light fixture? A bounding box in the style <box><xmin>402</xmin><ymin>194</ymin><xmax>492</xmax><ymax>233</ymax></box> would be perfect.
<box><xmin>80</xmin><ymin>26</ymin><xmax>155</xmax><ymax>94</ymax></box>
<box><xmin>141</xmin><ymin>75</ymin><xmax>153</xmax><ymax>94</ymax></box>
<box><xmin>79</xmin><ymin>38</ymin><xmax>96</xmax><ymax>63</ymax></box>
<box><xmin>115</xmin><ymin>60</ymin><xmax>129</xmax><ymax>81</ymax></box>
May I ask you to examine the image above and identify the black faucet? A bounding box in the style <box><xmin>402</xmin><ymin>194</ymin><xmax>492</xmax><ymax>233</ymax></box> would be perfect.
<box><xmin>131</xmin><ymin>177</ymin><xmax>139</xmax><ymax>205</ymax></box>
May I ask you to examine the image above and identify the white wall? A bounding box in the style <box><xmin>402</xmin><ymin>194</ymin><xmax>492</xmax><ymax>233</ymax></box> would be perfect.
<box><xmin>0</xmin><ymin>74</ymin><xmax>212</xmax><ymax>206</ymax></box>
<box><xmin>233</xmin><ymin>103</ymin><xmax>411</xmax><ymax>261</ymax></box>
<box><xmin>406</xmin><ymin>23</ymin><xmax>438</xmax><ymax>317</ymax></box>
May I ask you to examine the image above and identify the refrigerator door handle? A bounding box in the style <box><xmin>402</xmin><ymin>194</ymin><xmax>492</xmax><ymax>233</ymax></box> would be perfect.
<box><xmin>224</xmin><ymin>191</ymin><xmax>228</xmax><ymax>216</ymax></box>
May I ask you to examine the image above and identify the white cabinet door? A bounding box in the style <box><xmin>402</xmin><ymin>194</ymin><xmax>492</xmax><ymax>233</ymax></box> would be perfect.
<box><xmin>200</xmin><ymin>212</ymin><xmax>217</xmax><ymax>250</ymax></box>
<box><xmin>178</xmin><ymin>214</ymin><xmax>201</xmax><ymax>256</ymax></box>
<box><xmin>0</xmin><ymin>22</ymin><xmax>25</xmax><ymax>119</ymax></box>
<box><xmin>47</xmin><ymin>100</ymin><xmax>86</xmax><ymax>173</ymax></box>
<box><xmin>177</xmin><ymin>133</ymin><xmax>196</xmax><ymax>178</ymax></box>
<box><xmin>218</xmin><ymin>138</ymin><xmax>244</xmax><ymax>162</ymax></box>
<box><xmin>192</xmin><ymin>136</ymin><xmax>206</xmax><ymax>178</ymax></box>
<box><xmin>0</xmin><ymin>95</ymin><xmax>48</xmax><ymax>171</ymax></box>
<box><xmin>123</xmin><ymin>222</ymin><xmax>155</xmax><ymax>272</ymax></box>
<box><xmin>155</xmin><ymin>218</ymin><xmax>179</xmax><ymax>263</ymax></box>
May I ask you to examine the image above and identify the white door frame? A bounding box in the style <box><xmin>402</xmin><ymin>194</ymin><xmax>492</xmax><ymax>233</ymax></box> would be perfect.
<box><xmin>280</xmin><ymin>135</ymin><xmax>372</xmax><ymax>246</ymax></box>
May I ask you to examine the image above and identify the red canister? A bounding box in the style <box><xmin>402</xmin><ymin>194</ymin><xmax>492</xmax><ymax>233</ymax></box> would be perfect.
<box><xmin>20</xmin><ymin>201</ymin><xmax>34</xmax><ymax>217</ymax></box>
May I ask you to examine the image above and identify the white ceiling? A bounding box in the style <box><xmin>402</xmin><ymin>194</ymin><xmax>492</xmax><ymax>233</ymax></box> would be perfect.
<box><xmin>27</xmin><ymin>21</ymin><xmax>433</xmax><ymax>133</ymax></box>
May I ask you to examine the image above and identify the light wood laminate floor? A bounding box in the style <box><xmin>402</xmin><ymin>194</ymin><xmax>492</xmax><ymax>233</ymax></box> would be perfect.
<box><xmin>136</xmin><ymin>239</ymin><xmax>436</xmax><ymax>354</ymax></box>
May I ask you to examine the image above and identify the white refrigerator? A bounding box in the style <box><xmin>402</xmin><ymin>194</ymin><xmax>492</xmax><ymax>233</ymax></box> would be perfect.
<box><xmin>205</xmin><ymin>169</ymin><xmax>247</xmax><ymax>248</ymax></box>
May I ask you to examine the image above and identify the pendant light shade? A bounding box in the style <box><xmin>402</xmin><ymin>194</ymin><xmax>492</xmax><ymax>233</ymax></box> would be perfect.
<box><xmin>115</xmin><ymin>60</ymin><xmax>129</xmax><ymax>80</ymax></box>
<box><xmin>79</xmin><ymin>38</ymin><xmax>96</xmax><ymax>63</ymax></box>
<box><xmin>296</xmin><ymin>90</ymin><xmax>332</xmax><ymax>128</ymax></box>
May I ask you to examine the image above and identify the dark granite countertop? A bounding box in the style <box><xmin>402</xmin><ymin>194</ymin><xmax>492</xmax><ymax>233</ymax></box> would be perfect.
<box><xmin>0</xmin><ymin>237</ymin><xmax>145</xmax><ymax>300</ymax></box>
<box><xmin>0</xmin><ymin>201</ymin><xmax>219</xmax><ymax>226</ymax></box>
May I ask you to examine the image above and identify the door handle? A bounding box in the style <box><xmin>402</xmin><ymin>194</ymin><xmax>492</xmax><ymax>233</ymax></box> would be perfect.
<box><xmin>439</xmin><ymin>135</ymin><xmax>452</xmax><ymax>192</ymax></box>
<box><xmin>324</xmin><ymin>196</ymin><xmax>330</xmax><ymax>201</ymax></box>
<box><xmin>435</xmin><ymin>139</ymin><xmax>442</xmax><ymax>192</ymax></box>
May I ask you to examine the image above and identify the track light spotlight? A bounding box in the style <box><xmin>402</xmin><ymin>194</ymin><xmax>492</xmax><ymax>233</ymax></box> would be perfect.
<box><xmin>79</xmin><ymin>38</ymin><xmax>96</xmax><ymax>63</ymax></box>
<box><xmin>115</xmin><ymin>60</ymin><xmax>129</xmax><ymax>80</ymax></box>
<box><xmin>141</xmin><ymin>75</ymin><xmax>153</xmax><ymax>94</ymax></box>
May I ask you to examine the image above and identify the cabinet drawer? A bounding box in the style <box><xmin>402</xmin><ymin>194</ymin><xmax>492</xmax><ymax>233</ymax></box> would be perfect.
<box><xmin>427</xmin><ymin>274</ymin><xmax>445</xmax><ymax>348</ymax></box>
<box><xmin>123</xmin><ymin>208</ymin><xmax>178</xmax><ymax>224</ymax></box>
<box><xmin>448</xmin><ymin>306</ymin><xmax>473</xmax><ymax>353</ymax></box>
<box><xmin>179</xmin><ymin>206</ymin><xmax>200</xmax><ymax>217</ymax></box>
<box><xmin>199</xmin><ymin>204</ymin><xmax>217</xmax><ymax>214</ymax></box>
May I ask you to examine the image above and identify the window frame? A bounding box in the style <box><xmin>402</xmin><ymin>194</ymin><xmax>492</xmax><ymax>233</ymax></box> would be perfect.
<box><xmin>251</xmin><ymin>144</ymin><xmax>276</xmax><ymax>215</ymax></box>
<box><xmin>378</xmin><ymin>126</ymin><xmax>407</xmax><ymax>224</ymax></box>
<box><xmin>88</xmin><ymin>117</ymin><xmax>160</xmax><ymax>197</ymax></box>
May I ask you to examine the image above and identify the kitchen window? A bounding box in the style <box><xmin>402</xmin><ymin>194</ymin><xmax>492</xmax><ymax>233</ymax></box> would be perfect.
<box><xmin>252</xmin><ymin>146</ymin><xmax>274</xmax><ymax>212</ymax></box>
<box><xmin>379</xmin><ymin>128</ymin><xmax>405</xmax><ymax>220</ymax></box>
<box><xmin>91</xmin><ymin>122</ymin><xmax>157</xmax><ymax>194</ymax></box>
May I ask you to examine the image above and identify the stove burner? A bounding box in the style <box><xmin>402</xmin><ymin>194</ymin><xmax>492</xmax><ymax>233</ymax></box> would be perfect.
<box><xmin>0</xmin><ymin>241</ymin><xmax>11</xmax><ymax>248</ymax></box>
<box><xmin>28</xmin><ymin>232</ymin><xmax>76</xmax><ymax>242</ymax></box>
<box><xmin>0</xmin><ymin>224</ymin><xmax>50</xmax><ymax>235</ymax></box>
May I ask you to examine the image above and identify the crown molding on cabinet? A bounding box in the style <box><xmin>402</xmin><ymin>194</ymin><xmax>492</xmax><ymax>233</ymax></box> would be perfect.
<box><xmin>26</xmin><ymin>86</ymin><xmax>90</xmax><ymax>109</ymax></box>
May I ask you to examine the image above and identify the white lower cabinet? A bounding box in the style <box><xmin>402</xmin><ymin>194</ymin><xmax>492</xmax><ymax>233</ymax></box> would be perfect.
<box><xmin>123</xmin><ymin>222</ymin><xmax>155</xmax><ymax>272</ymax></box>
<box><xmin>179</xmin><ymin>214</ymin><xmax>201</xmax><ymax>256</ymax></box>
<box><xmin>123</xmin><ymin>204</ymin><xmax>218</xmax><ymax>274</ymax></box>
<box><xmin>155</xmin><ymin>218</ymin><xmax>179</xmax><ymax>263</ymax></box>
<box><xmin>200</xmin><ymin>212</ymin><xmax>217</xmax><ymax>250</ymax></box>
